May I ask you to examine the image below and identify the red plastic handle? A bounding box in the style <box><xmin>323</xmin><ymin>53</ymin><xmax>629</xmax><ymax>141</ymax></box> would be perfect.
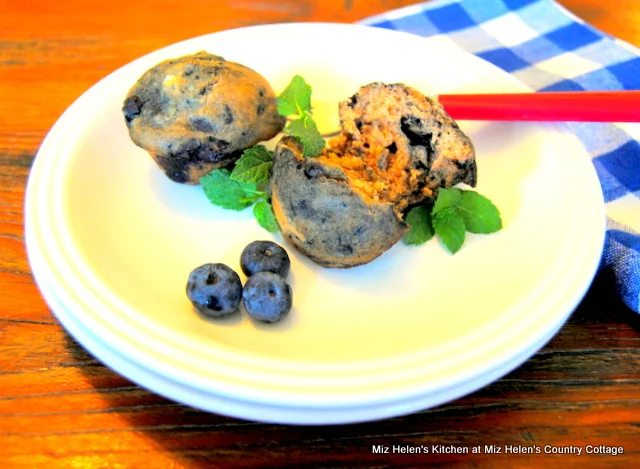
<box><xmin>438</xmin><ymin>91</ymin><xmax>640</xmax><ymax>122</ymax></box>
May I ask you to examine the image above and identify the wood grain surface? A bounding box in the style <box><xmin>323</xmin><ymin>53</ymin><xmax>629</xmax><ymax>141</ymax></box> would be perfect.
<box><xmin>1</xmin><ymin>0</ymin><xmax>639</xmax><ymax>468</ymax></box>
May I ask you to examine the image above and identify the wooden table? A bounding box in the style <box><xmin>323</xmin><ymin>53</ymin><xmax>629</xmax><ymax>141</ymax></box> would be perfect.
<box><xmin>1</xmin><ymin>1</ymin><xmax>639</xmax><ymax>467</ymax></box>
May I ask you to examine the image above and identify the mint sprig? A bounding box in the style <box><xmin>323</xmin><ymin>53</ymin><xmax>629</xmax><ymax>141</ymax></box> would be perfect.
<box><xmin>433</xmin><ymin>187</ymin><xmax>462</xmax><ymax>215</ymax></box>
<box><xmin>277</xmin><ymin>75</ymin><xmax>312</xmax><ymax>117</ymax></box>
<box><xmin>457</xmin><ymin>190</ymin><xmax>503</xmax><ymax>234</ymax></box>
<box><xmin>403</xmin><ymin>188</ymin><xmax>502</xmax><ymax>253</ymax></box>
<box><xmin>201</xmin><ymin>168</ymin><xmax>279</xmax><ymax>233</ymax></box>
<box><xmin>402</xmin><ymin>205</ymin><xmax>434</xmax><ymax>245</ymax></box>
<box><xmin>284</xmin><ymin>116</ymin><xmax>325</xmax><ymax>158</ymax></box>
<box><xmin>201</xmin><ymin>169</ymin><xmax>266</xmax><ymax>211</ymax></box>
<box><xmin>433</xmin><ymin>206</ymin><xmax>466</xmax><ymax>254</ymax></box>
<box><xmin>253</xmin><ymin>200</ymin><xmax>280</xmax><ymax>233</ymax></box>
<box><xmin>230</xmin><ymin>145</ymin><xmax>273</xmax><ymax>184</ymax></box>
<box><xmin>277</xmin><ymin>75</ymin><xmax>325</xmax><ymax>157</ymax></box>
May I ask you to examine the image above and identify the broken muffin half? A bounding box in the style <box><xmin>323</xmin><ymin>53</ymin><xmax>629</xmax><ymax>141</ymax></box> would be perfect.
<box><xmin>271</xmin><ymin>83</ymin><xmax>477</xmax><ymax>268</ymax></box>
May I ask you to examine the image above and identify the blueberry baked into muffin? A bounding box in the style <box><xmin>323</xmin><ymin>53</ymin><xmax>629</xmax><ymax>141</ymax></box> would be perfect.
<box><xmin>122</xmin><ymin>52</ymin><xmax>285</xmax><ymax>184</ymax></box>
<box><xmin>271</xmin><ymin>83</ymin><xmax>477</xmax><ymax>268</ymax></box>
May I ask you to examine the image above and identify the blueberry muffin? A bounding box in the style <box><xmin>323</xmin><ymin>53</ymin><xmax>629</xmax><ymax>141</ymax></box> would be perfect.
<box><xmin>271</xmin><ymin>137</ymin><xmax>408</xmax><ymax>268</ymax></box>
<box><xmin>323</xmin><ymin>82</ymin><xmax>476</xmax><ymax>212</ymax></box>
<box><xmin>123</xmin><ymin>52</ymin><xmax>285</xmax><ymax>184</ymax></box>
<box><xmin>270</xmin><ymin>83</ymin><xmax>477</xmax><ymax>268</ymax></box>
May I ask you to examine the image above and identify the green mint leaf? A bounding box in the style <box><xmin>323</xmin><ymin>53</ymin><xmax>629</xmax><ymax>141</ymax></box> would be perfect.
<box><xmin>253</xmin><ymin>201</ymin><xmax>280</xmax><ymax>233</ymax></box>
<box><xmin>239</xmin><ymin>191</ymin><xmax>268</xmax><ymax>204</ymax></box>
<box><xmin>277</xmin><ymin>75</ymin><xmax>312</xmax><ymax>117</ymax></box>
<box><xmin>201</xmin><ymin>169</ymin><xmax>261</xmax><ymax>211</ymax></box>
<box><xmin>285</xmin><ymin>116</ymin><xmax>325</xmax><ymax>157</ymax></box>
<box><xmin>402</xmin><ymin>205</ymin><xmax>434</xmax><ymax>245</ymax></box>
<box><xmin>432</xmin><ymin>187</ymin><xmax>462</xmax><ymax>215</ymax></box>
<box><xmin>230</xmin><ymin>145</ymin><xmax>273</xmax><ymax>184</ymax></box>
<box><xmin>433</xmin><ymin>207</ymin><xmax>466</xmax><ymax>254</ymax></box>
<box><xmin>458</xmin><ymin>190</ymin><xmax>503</xmax><ymax>234</ymax></box>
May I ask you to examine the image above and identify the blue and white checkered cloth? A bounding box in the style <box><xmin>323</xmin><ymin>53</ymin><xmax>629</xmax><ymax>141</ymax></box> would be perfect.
<box><xmin>361</xmin><ymin>0</ymin><xmax>640</xmax><ymax>314</ymax></box>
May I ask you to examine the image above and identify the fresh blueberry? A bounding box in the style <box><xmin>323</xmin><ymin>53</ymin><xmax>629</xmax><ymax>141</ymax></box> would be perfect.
<box><xmin>240</xmin><ymin>241</ymin><xmax>291</xmax><ymax>278</ymax></box>
<box><xmin>242</xmin><ymin>271</ymin><xmax>292</xmax><ymax>323</ymax></box>
<box><xmin>186</xmin><ymin>263</ymin><xmax>242</xmax><ymax>318</ymax></box>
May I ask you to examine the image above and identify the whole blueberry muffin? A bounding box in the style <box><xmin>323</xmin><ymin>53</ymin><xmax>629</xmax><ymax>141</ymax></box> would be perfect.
<box><xmin>122</xmin><ymin>52</ymin><xmax>285</xmax><ymax>184</ymax></box>
<box><xmin>270</xmin><ymin>83</ymin><xmax>476</xmax><ymax>268</ymax></box>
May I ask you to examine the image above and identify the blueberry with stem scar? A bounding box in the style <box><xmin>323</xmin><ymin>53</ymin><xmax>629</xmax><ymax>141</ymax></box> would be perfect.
<box><xmin>186</xmin><ymin>263</ymin><xmax>242</xmax><ymax>317</ymax></box>
<box><xmin>242</xmin><ymin>271</ymin><xmax>292</xmax><ymax>323</ymax></box>
<box><xmin>240</xmin><ymin>241</ymin><xmax>291</xmax><ymax>278</ymax></box>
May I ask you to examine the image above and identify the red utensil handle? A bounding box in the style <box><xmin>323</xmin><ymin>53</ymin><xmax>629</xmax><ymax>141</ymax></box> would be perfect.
<box><xmin>438</xmin><ymin>91</ymin><xmax>640</xmax><ymax>122</ymax></box>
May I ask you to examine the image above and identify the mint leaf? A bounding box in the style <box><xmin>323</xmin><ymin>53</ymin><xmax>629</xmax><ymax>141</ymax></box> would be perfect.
<box><xmin>201</xmin><ymin>169</ymin><xmax>265</xmax><ymax>211</ymax></box>
<box><xmin>253</xmin><ymin>201</ymin><xmax>280</xmax><ymax>233</ymax></box>
<box><xmin>432</xmin><ymin>187</ymin><xmax>462</xmax><ymax>215</ymax></box>
<box><xmin>277</xmin><ymin>75</ymin><xmax>325</xmax><ymax>157</ymax></box>
<box><xmin>408</xmin><ymin>188</ymin><xmax>501</xmax><ymax>253</ymax></box>
<box><xmin>277</xmin><ymin>75</ymin><xmax>312</xmax><ymax>117</ymax></box>
<box><xmin>403</xmin><ymin>205</ymin><xmax>434</xmax><ymax>245</ymax></box>
<box><xmin>458</xmin><ymin>190</ymin><xmax>502</xmax><ymax>234</ymax></box>
<box><xmin>285</xmin><ymin>116</ymin><xmax>325</xmax><ymax>157</ymax></box>
<box><xmin>239</xmin><ymin>192</ymin><xmax>268</xmax><ymax>204</ymax></box>
<box><xmin>230</xmin><ymin>145</ymin><xmax>273</xmax><ymax>184</ymax></box>
<box><xmin>433</xmin><ymin>207</ymin><xmax>466</xmax><ymax>254</ymax></box>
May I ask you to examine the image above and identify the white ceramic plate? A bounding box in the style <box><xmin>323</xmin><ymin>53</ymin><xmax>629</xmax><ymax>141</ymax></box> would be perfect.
<box><xmin>25</xmin><ymin>23</ymin><xmax>605</xmax><ymax>424</ymax></box>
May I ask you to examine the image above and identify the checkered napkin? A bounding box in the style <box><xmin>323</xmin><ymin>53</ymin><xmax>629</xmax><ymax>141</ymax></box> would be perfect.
<box><xmin>360</xmin><ymin>0</ymin><xmax>640</xmax><ymax>314</ymax></box>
